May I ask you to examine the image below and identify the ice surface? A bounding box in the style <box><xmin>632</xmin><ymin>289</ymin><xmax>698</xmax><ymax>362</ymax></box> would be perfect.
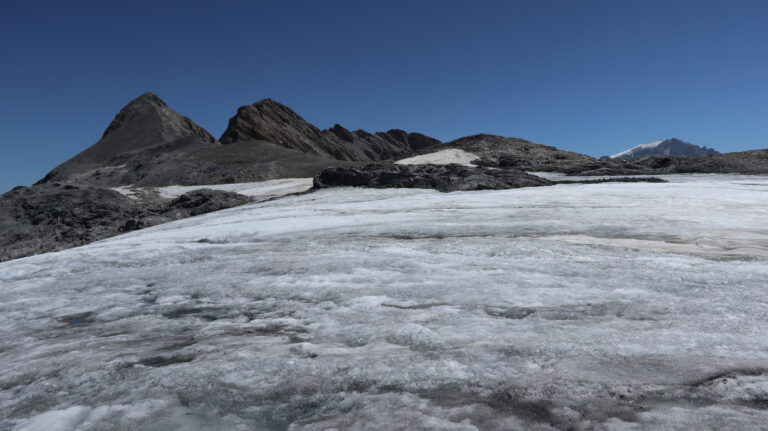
<box><xmin>2</xmin><ymin>174</ymin><xmax>768</xmax><ymax>430</ymax></box>
<box><xmin>112</xmin><ymin>178</ymin><xmax>313</xmax><ymax>201</ymax></box>
<box><xmin>396</xmin><ymin>149</ymin><xmax>479</xmax><ymax>167</ymax></box>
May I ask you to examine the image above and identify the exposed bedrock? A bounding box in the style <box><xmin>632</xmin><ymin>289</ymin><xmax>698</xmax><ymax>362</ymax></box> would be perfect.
<box><xmin>313</xmin><ymin>163</ymin><xmax>554</xmax><ymax>192</ymax></box>
<box><xmin>0</xmin><ymin>184</ymin><xmax>252</xmax><ymax>262</ymax></box>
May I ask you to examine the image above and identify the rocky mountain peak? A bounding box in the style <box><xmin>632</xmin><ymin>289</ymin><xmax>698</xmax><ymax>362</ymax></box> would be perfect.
<box><xmin>100</xmin><ymin>92</ymin><xmax>215</xmax><ymax>144</ymax></box>
<box><xmin>37</xmin><ymin>92</ymin><xmax>218</xmax><ymax>185</ymax></box>
<box><xmin>219</xmin><ymin>98</ymin><xmax>328</xmax><ymax>156</ymax></box>
<box><xmin>101</xmin><ymin>92</ymin><xmax>167</xmax><ymax>139</ymax></box>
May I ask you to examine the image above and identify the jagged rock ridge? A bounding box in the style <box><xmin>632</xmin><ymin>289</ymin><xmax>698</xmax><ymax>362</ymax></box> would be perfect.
<box><xmin>37</xmin><ymin>95</ymin><xmax>441</xmax><ymax>188</ymax></box>
<box><xmin>219</xmin><ymin>98</ymin><xmax>440</xmax><ymax>161</ymax></box>
<box><xmin>35</xmin><ymin>95</ymin><xmax>345</xmax><ymax>187</ymax></box>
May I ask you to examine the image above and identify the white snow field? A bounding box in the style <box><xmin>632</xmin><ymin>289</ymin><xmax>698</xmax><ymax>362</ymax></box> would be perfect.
<box><xmin>396</xmin><ymin>149</ymin><xmax>479</xmax><ymax>166</ymax></box>
<box><xmin>112</xmin><ymin>178</ymin><xmax>314</xmax><ymax>201</ymax></box>
<box><xmin>2</xmin><ymin>174</ymin><xmax>768</xmax><ymax>430</ymax></box>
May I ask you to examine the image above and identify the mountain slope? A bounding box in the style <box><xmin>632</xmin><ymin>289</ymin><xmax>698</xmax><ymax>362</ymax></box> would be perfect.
<box><xmin>611</xmin><ymin>138</ymin><xmax>719</xmax><ymax>158</ymax></box>
<box><xmin>578</xmin><ymin>149</ymin><xmax>768</xmax><ymax>176</ymax></box>
<box><xmin>38</xmin><ymin>93</ymin><xmax>220</xmax><ymax>185</ymax></box>
<box><xmin>220</xmin><ymin>98</ymin><xmax>440</xmax><ymax>161</ymax></box>
<box><xmin>428</xmin><ymin>134</ymin><xmax>596</xmax><ymax>171</ymax></box>
<box><xmin>37</xmin><ymin>95</ymin><xmax>441</xmax><ymax>188</ymax></box>
<box><xmin>36</xmin><ymin>94</ymin><xmax>348</xmax><ymax>187</ymax></box>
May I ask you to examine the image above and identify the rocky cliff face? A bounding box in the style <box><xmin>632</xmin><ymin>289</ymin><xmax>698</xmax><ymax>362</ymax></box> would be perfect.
<box><xmin>219</xmin><ymin>98</ymin><xmax>439</xmax><ymax>161</ymax></box>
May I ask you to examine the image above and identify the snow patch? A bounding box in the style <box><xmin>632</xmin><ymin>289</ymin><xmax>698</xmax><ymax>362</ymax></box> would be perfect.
<box><xmin>396</xmin><ymin>149</ymin><xmax>479</xmax><ymax>167</ymax></box>
<box><xmin>112</xmin><ymin>178</ymin><xmax>313</xmax><ymax>201</ymax></box>
<box><xmin>155</xmin><ymin>178</ymin><xmax>313</xmax><ymax>199</ymax></box>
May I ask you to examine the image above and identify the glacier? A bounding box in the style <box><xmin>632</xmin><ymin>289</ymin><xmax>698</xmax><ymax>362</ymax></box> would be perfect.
<box><xmin>2</xmin><ymin>174</ymin><xmax>768</xmax><ymax>430</ymax></box>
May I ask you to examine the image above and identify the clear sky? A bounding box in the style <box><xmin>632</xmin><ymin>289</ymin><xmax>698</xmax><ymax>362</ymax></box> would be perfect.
<box><xmin>1</xmin><ymin>0</ymin><xmax>767</xmax><ymax>192</ymax></box>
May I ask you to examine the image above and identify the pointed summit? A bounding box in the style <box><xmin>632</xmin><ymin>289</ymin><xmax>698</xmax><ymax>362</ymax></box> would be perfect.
<box><xmin>100</xmin><ymin>92</ymin><xmax>168</xmax><ymax>139</ymax></box>
<box><xmin>219</xmin><ymin>98</ymin><xmax>332</xmax><ymax>156</ymax></box>
<box><xmin>98</xmin><ymin>92</ymin><xmax>216</xmax><ymax>146</ymax></box>
<box><xmin>38</xmin><ymin>92</ymin><xmax>218</xmax><ymax>185</ymax></box>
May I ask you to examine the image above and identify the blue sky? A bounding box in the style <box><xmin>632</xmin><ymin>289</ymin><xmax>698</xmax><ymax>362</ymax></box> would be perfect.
<box><xmin>1</xmin><ymin>0</ymin><xmax>767</xmax><ymax>192</ymax></box>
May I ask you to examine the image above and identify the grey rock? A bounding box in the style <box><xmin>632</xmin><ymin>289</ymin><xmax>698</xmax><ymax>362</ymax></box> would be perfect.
<box><xmin>432</xmin><ymin>134</ymin><xmax>596</xmax><ymax>172</ymax></box>
<box><xmin>38</xmin><ymin>93</ymin><xmax>220</xmax><ymax>186</ymax></box>
<box><xmin>313</xmin><ymin>163</ymin><xmax>554</xmax><ymax>192</ymax></box>
<box><xmin>0</xmin><ymin>184</ymin><xmax>252</xmax><ymax>262</ymax></box>
<box><xmin>162</xmin><ymin>189</ymin><xmax>251</xmax><ymax>217</ymax></box>
<box><xmin>219</xmin><ymin>98</ymin><xmax>440</xmax><ymax>161</ymax></box>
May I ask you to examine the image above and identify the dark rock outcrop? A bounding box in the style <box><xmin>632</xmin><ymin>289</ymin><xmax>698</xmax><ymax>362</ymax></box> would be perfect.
<box><xmin>460</xmin><ymin>134</ymin><xmax>766</xmax><ymax>176</ymax></box>
<box><xmin>555</xmin><ymin>177</ymin><xmax>667</xmax><ymax>184</ymax></box>
<box><xmin>313</xmin><ymin>163</ymin><xmax>554</xmax><ymax>192</ymax></box>
<box><xmin>433</xmin><ymin>134</ymin><xmax>596</xmax><ymax>172</ymax></box>
<box><xmin>553</xmin><ymin>150</ymin><xmax>768</xmax><ymax>176</ymax></box>
<box><xmin>219</xmin><ymin>98</ymin><xmax>440</xmax><ymax>162</ymax></box>
<box><xmin>164</xmin><ymin>189</ymin><xmax>251</xmax><ymax>217</ymax></box>
<box><xmin>0</xmin><ymin>184</ymin><xmax>252</xmax><ymax>262</ymax></box>
<box><xmin>380</xmin><ymin>129</ymin><xmax>441</xmax><ymax>152</ymax></box>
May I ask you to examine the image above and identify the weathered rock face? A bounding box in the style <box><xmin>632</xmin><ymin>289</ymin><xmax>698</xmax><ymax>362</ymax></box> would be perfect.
<box><xmin>219</xmin><ymin>98</ymin><xmax>440</xmax><ymax>161</ymax></box>
<box><xmin>0</xmin><ymin>184</ymin><xmax>251</xmax><ymax>262</ymax></box>
<box><xmin>38</xmin><ymin>93</ymin><xmax>220</xmax><ymax>185</ymax></box>
<box><xmin>220</xmin><ymin>99</ymin><xmax>337</xmax><ymax>155</ymax></box>
<box><xmin>313</xmin><ymin>163</ymin><xmax>554</xmax><ymax>192</ymax></box>
<box><xmin>377</xmin><ymin>129</ymin><xmax>441</xmax><ymax>152</ymax></box>
<box><xmin>163</xmin><ymin>189</ymin><xmax>252</xmax><ymax>217</ymax></box>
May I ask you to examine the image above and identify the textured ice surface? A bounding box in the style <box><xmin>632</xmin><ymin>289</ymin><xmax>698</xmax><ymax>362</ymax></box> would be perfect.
<box><xmin>113</xmin><ymin>178</ymin><xmax>313</xmax><ymax>200</ymax></box>
<box><xmin>396</xmin><ymin>149</ymin><xmax>479</xmax><ymax>167</ymax></box>
<box><xmin>2</xmin><ymin>174</ymin><xmax>768</xmax><ymax>430</ymax></box>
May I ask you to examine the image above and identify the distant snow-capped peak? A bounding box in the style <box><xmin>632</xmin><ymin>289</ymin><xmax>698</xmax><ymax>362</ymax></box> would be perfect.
<box><xmin>610</xmin><ymin>138</ymin><xmax>719</xmax><ymax>159</ymax></box>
